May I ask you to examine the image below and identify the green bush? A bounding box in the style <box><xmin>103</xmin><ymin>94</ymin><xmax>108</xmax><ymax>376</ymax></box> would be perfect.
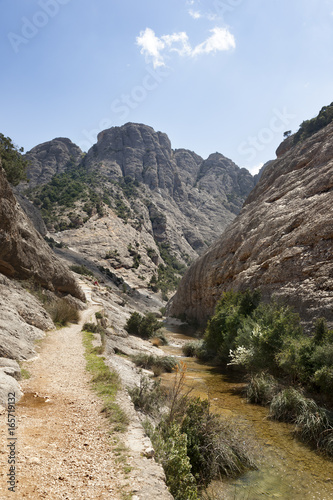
<box><xmin>82</xmin><ymin>322</ymin><xmax>103</xmax><ymax>333</ymax></box>
<box><xmin>70</xmin><ymin>264</ymin><xmax>94</xmax><ymax>277</ymax></box>
<box><xmin>294</xmin><ymin>102</ymin><xmax>333</xmax><ymax>144</ymax></box>
<box><xmin>131</xmin><ymin>353</ymin><xmax>177</xmax><ymax>374</ymax></box>
<box><xmin>204</xmin><ymin>290</ymin><xmax>304</xmax><ymax>375</ymax></box>
<box><xmin>128</xmin><ymin>375</ymin><xmax>166</xmax><ymax>417</ymax></box>
<box><xmin>313</xmin><ymin>366</ymin><xmax>333</xmax><ymax>395</ymax></box>
<box><xmin>125</xmin><ymin>312</ymin><xmax>163</xmax><ymax>339</ymax></box>
<box><xmin>182</xmin><ymin>340</ymin><xmax>204</xmax><ymax>358</ymax></box>
<box><xmin>0</xmin><ymin>133</ymin><xmax>28</xmax><ymax>185</ymax></box>
<box><xmin>153</xmin><ymin>423</ymin><xmax>198</xmax><ymax>500</ymax></box>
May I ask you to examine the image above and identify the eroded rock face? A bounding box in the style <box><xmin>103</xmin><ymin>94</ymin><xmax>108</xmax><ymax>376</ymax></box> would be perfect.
<box><xmin>82</xmin><ymin>123</ymin><xmax>256</xmax><ymax>257</ymax></box>
<box><xmin>23</xmin><ymin>137</ymin><xmax>82</xmax><ymax>188</ymax></box>
<box><xmin>168</xmin><ymin>123</ymin><xmax>333</xmax><ymax>327</ymax></box>
<box><xmin>0</xmin><ymin>274</ymin><xmax>53</xmax><ymax>360</ymax></box>
<box><xmin>0</xmin><ymin>164</ymin><xmax>85</xmax><ymax>300</ymax></box>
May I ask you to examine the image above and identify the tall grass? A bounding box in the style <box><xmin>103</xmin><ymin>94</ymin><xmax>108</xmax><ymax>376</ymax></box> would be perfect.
<box><xmin>130</xmin><ymin>362</ymin><xmax>258</xmax><ymax>496</ymax></box>
<box><xmin>246</xmin><ymin>373</ymin><xmax>279</xmax><ymax>405</ymax></box>
<box><xmin>269</xmin><ymin>387</ymin><xmax>333</xmax><ymax>455</ymax></box>
<box><xmin>131</xmin><ymin>353</ymin><xmax>178</xmax><ymax>375</ymax></box>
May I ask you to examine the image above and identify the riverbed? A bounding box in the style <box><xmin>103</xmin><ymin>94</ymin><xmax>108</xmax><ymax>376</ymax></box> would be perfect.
<box><xmin>161</xmin><ymin>323</ymin><xmax>333</xmax><ymax>499</ymax></box>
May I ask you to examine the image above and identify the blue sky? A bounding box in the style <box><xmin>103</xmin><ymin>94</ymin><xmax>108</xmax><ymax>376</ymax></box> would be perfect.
<box><xmin>1</xmin><ymin>0</ymin><xmax>333</xmax><ymax>174</ymax></box>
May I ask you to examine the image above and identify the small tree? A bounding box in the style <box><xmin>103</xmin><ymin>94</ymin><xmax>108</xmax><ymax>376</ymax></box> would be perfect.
<box><xmin>283</xmin><ymin>130</ymin><xmax>292</xmax><ymax>139</ymax></box>
<box><xmin>0</xmin><ymin>133</ymin><xmax>28</xmax><ymax>185</ymax></box>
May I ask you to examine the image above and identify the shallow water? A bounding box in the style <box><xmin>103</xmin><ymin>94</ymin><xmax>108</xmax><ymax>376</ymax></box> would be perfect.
<box><xmin>161</xmin><ymin>324</ymin><xmax>333</xmax><ymax>500</ymax></box>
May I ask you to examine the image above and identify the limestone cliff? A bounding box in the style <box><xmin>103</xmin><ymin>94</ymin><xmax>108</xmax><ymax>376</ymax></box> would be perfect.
<box><xmin>168</xmin><ymin>122</ymin><xmax>333</xmax><ymax>327</ymax></box>
<box><xmin>24</xmin><ymin>137</ymin><xmax>83</xmax><ymax>188</ymax></box>
<box><xmin>25</xmin><ymin>124</ymin><xmax>256</xmax><ymax>260</ymax></box>
<box><xmin>0</xmin><ymin>163</ymin><xmax>85</xmax><ymax>300</ymax></box>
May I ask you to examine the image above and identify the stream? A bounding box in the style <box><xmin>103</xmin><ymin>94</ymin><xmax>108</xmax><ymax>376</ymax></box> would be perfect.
<box><xmin>161</xmin><ymin>323</ymin><xmax>333</xmax><ymax>499</ymax></box>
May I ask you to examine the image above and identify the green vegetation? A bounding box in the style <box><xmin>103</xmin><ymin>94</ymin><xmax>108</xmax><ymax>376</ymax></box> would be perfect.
<box><xmin>125</xmin><ymin>312</ymin><xmax>163</xmax><ymax>339</ymax></box>
<box><xmin>82</xmin><ymin>327</ymin><xmax>128</xmax><ymax>432</ymax></box>
<box><xmin>70</xmin><ymin>264</ymin><xmax>94</xmax><ymax>277</ymax></box>
<box><xmin>20</xmin><ymin>368</ymin><xmax>31</xmax><ymax>380</ymax></box>
<box><xmin>196</xmin><ymin>289</ymin><xmax>333</xmax><ymax>455</ymax></box>
<box><xmin>0</xmin><ymin>133</ymin><xmax>28</xmax><ymax>186</ymax></box>
<box><xmin>203</xmin><ymin>290</ymin><xmax>333</xmax><ymax>393</ymax></box>
<box><xmin>128</xmin><ymin>375</ymin><xmax>166</xmax><ymax>417</ymax></box>
<box><xmin>149</xmin><ymin>242</ymin><xmax>187</xmax><ymax>298</ymax></box>
<box><xmin>114</xmin><ymin>194</ymin><xmax>131</xmax><ymax>222</ymax></box>
<box><xmin>182</xmin><ymin>340</ymin><xmax>205</xmax><ymax>359</ymax></box>
<box><xmin>131</xmin><ymin>353</ymin><xmax>178</xmax><ymax>376</ymax></box>
<box><xmin>246</xmin><ymin>372</ymin><xmax>279</xmax><ymax>405</ymax></box>
<box><xmin>294</xmin><ymin>102</ymin><xmax>333</xmax><ymax>144</ymax></box>
<box><xmin>131</xmin><ymin>363</ymin><xmax>257</xmax><ymax>499</ymax></box>
<box><xmin>44</xmin><ymin>236</ymin><xmax>66</xmax><ymax>249</ymax></box>
<box><xmin>27</xmin><ymin>161</ymin><xmax>107</xmax><ymax>230</ymax></box>
<box><xmin>118</xmin><ymin>176</ymin><xmax>139</xmax><ymax>199</ymax></box>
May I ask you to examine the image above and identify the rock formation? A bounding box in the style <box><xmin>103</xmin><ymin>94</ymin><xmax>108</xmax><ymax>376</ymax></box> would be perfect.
<box><xmin>25</xmin><ymin>123</ymin><xmax>256</xmax><ymax>264</ymax></box>
<box><xmin>168</xmin><ymin>122</ymin><xmax>333</xmax><ymax>328</ymax></box>
<box><xmin>24</xmin><ymin>137</ymin><xmax>83</xmax><ymax>188</ymax></box>
<box><xmin>0</xmin><ymin>162</ymin><xmax>84</xmax><ymax>300</ymax></box>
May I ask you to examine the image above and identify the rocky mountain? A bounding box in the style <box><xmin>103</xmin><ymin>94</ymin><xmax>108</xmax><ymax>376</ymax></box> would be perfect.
<box><xmin>168</xmin><ymin>121</ymin><xmax>333</xmax><ymax>328</ymax></box>
<box><xmin>0</xmin><ymin>162</ymin><xmax>84</xmax><ymax>300</ymax></box>
<box><xmin>24</xmin><ymin>137</ymin><xmax>83</xmax><ymax>188</ymax></box>
<box><xmin>22</xmin><ymin>123</ymin><xmax>256</xmax><ymax>295</ymax></box>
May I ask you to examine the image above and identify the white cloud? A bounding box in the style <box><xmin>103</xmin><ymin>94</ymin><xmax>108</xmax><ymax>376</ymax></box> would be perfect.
<box><xmin>136</xmin><ymin>27</ymin><xmax>235</xmax><ymax>67</ymax></box>
<box><xmin>162</xmin><ymin>32</ymin><xmax>192</xmax><ymax>57</ymax></box>
<box><xmin>136</xmin><ymin>28</ymin><xmax>165</xmax><ymax>68</ymax></box>
<box><xmin>192</xmin><ymin>27</ymin><xmax>236</xmax><ymax>56</ymax></box>
<box><xmin>189</xmin><ymin>9</ymin><xmax>201</xmax><ymax>19</ymax></box>
<box><xmin>188</xmin><ymin>9</ymin><xmax>218</xmax><ymax>21</ymax></box>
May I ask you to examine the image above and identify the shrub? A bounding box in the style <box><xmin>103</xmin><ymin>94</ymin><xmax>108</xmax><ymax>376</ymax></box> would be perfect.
<box><xmin>270</xmin><ymin>388</ymin><xmax>309</xmax><ymax>423</ymax></box>
<box><xmin>295</xmin><ymin>400</ymin><xmax>331</xmax><ymax>445</ymax></box>
<box><xmin>276</xmin><ymin>336</ymin><xmax>314</xmax><ymax>383</ymax></box>
<box><xmin>246</xmin><ymin>373</ymin><xmax>279</xmax><ymax>405</ymax></box>
<box><xmin>131</xmin><ymin>353</ymin><xmax>177</xmax><ymax>374</ymax></box>
<box><xmin>70</xmin><ymin>264</ymin><xmax>94</xmax><ymax>277</ymax></box>
<box><xmin>182</xmin><ymin>340</ymin><xmax>204</xmax><ymax>358</ymax></box>
<box><xmin>82</xmin><ymin>322</ymin><xmax>103</xmax><ymax>333</ymax></box>
<box><xmin>313</xmin><ymin>366</ymin><xmax>333</xmax><ymax>395</ymax></box>
<box><xmin>128</xmin><ymin>374</ymin><xmax>166</xmax><ymax>416</ymax></box>
<box><xmin>180</xmin><ymin>398</ymin><xmax>257</xmax><ymax>485</ymax></box>
<box><xmin>46</xmin><ymin>299</ymin><xmax>79</xmax><ymax>326</ymax></box>
<box><xmin>125</xmin><ymin>312</ymin><xmax>163</xmax><ymax>339</ymax></box>
<box><xmin>0</xmin><ymin>133</ymin><xmax>28</xmax><ymax>185</ymax></box>
<box><xmin>153</xmin><ymin>423</ymin><xmax>198</xmax><ymax>500</ymax></box>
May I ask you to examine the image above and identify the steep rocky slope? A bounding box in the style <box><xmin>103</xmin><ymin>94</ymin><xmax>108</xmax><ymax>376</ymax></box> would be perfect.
<box><xmin>83</xmin><ymin>123</ymin><xmax>255</xmax><ymax>253</ymax></box>
<box><xmin>24</xmin><ymin>137</ymin><xmax>83</xmax><ymax>188</ymax></box>
<box><xmin>168</xmin><ymin>122</ymin><xmax>333</xmax><ymax>327</ymax></box>
<box><xmin>23</xmin><ymin>123</ymin><xmax>256</xmax><ymax>294</ymax></box>
<box><xmin>0</xmin><ymin>162</ymin><xmax>84</xmax><ymax>299</ymax></box>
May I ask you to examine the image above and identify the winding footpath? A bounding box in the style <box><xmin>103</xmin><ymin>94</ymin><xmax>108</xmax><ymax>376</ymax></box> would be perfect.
<box><xmin>0</xmin><ymin>284</ymin><xmax>130</xmax><ymax>499</ymax></box>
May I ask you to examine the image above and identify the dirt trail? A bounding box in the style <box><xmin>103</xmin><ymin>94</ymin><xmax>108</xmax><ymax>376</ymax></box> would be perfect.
<box><xmin>0</xmin><ymin>294</ymin><xmax>130</xmax><ymax>499</ymax></box>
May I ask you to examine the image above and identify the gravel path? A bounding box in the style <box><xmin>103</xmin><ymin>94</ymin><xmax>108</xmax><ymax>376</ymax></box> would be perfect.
<box><xmin>0</xmin><ymin>304</ymin><xmax>130</xmax><ymax>499</ymax></box>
